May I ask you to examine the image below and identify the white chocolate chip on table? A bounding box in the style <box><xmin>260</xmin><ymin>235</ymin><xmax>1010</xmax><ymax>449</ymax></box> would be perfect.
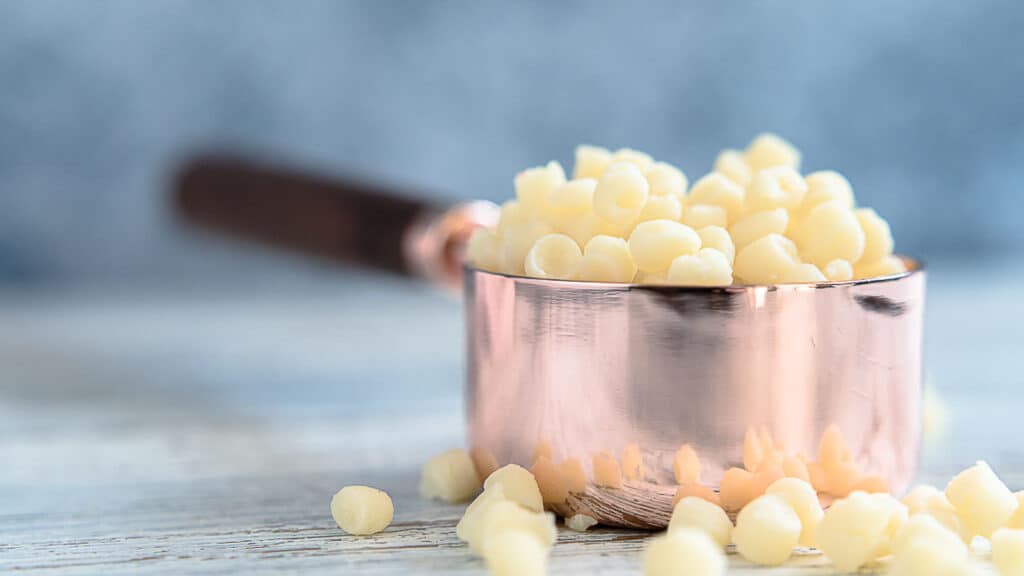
<box><xmin>330</xmin><ymin>485</ymin><xmax>394</xmax><ymax>536</ymax></box>
<box><xmin>643</xmin><ymin>528</ymin><xmax>725</xmax><ymax>576</ymax></box>
<box><xmin>420</xmin><ymin>448</ymin><xmax>482</xmax><ymax>504</ymax></box>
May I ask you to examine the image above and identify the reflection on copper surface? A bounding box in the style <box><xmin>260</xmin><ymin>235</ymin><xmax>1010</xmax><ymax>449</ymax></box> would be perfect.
<box><xmin>592</xmin><ymin>452</ymin><xmax>623</xmax><ymax>489</ymax></box>
<box><xmin>465</xmin><ymin>262</ymin><xmax>925</xmax><ymax>528</ymax></box>
<box><xmin>470</xmin><ymin>446</ymin><xmax>498</xmax><ymax>482</ymax></box>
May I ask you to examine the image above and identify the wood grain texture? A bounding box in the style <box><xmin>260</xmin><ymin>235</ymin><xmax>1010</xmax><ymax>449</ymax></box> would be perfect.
<box><xmin>1</xmin><ymin>261</ymin><xmax>1022</xmax><ymax>574</ymax></box>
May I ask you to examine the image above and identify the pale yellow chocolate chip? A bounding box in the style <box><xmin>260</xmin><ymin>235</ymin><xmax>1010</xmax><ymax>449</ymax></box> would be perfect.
<box><xmin>645</xmin><ymin>161</ymin><xmax>688</xmax><ymax>198</ymax></box>
<box><xmin>992</xmin><ymin>528</ymin><xmax>1024</xmax><ymax>576</ymax></box>
<box><xmin>515</xmin><ymin>161</ymin><xmax>566</xmax><ymax>214</ymax></box>
<box><xmin>713</xmin><ymin>148</ymin><xmax>752</xmax><ymax>187</ymax></box>
<box><xmin>816</xmin><ymin>491</ymin><xmax>908</xmax><ymax>572</ymax></box>
<box><xmin>765</xmin><ymin>477</ymin><xmax>823</xmax><ymax>547</ymax></box>
<box><xmin>728</xmin><ymin>208</ymin><xmax>789</xmax><ymax>251</ymax></box>
<box><xmin>669</xmin><ymin>496</ymin><xmax>733</xmax><ymax>548</ymax></box>
<box><xmin>484</xmin><ymin>464</ymin><xmax>544</xmax><ymax>513</ymax></box>
<box><xmin>696</xmin><ymin>226</ymin><xmax>735</xmax><ymax>265</ymax></box>
<box><xmin>733</xmin><ymin>234</ymin><xmax>799</xmax><ymax>284</ymax></box>
<box><xmin>889</xmin><ymin>515</ymin><xmax>970</xmax><ymax>576</ymax></box>
<box><xmin>746</xmin><ymin>166</ymin><xmax>807</xmax><ymax>213</ymax></box>
<box><xmin>732</xmin><ymin>494</ymin><xmax>801</xmax><ymax>566</ymax></box>
<box><xmin>483</xmin><ymin>530</ymin><xmax>549</xmax><ymax>576</ymax></box>
<box><xmin>687</xmin><ymin>172</ymin><xmax>745</xmax><ymax>223</ymax></box>
<box><xmin>524</xmin><ymin>233</ymin><xmax>582</xmax><ymax>279</ymax></box>
<box><xmin>854</xmin><ymin>254</ymin><xmax>907</xmax><ymax>279</ymax></box>
<box><xmin>466</xmin><ymin>228</ymin><xmax>503</xmax><ymax>272</ymax></box>
<box><xmin>610</xmin><ymin>148</ymin><xmax>655</xmax><ymax>172</ymax></box>
<box><xmin>682</xmin><ymin>204</ymin><xmax>728</xmax><ymax>230</ymax></box>
<box><xmin>639</xmin><ymin>193</ymin><xmax>684</xmax><ymax>222</ymax></box>
<box><xmin>627</xmin><ymin>219</ymin><xmax>701</xmax><ymax>274</ymax></box>
<box><xmin>420</xmin><ymin>448</ymin><xmax>482</xmax><ymax>503</ymax></box>
<box><xmin>744</xmin><ymin>133</ymin><xmax>801</xmax><ymax>172</ymax></box>
<box><xmin>823</xmin><ymin>258</ymin><xmax>854</xmax><ymax>281</ymax></box>
<box><xmin>331</xmin><ymin>485</ymin><xmax>394</xmax><ymax>536</ymax></box>
<box><xmin>565</xmin><ymin>514</ymin><xmax>598</xmax><ymax>532</ymax></box>
<box><xmin>573</xmin><ymin>145</ymin><xmax>612</xmax><ymax>179</ymax></box>
<box><xmin>576</xmin><ymin>235</ymin><xmax>637</xmax><ymax>283</ymax></box>
<box><xmin>856</xmin><ymin>207</ymin><xmax>895</xmax><ymax>265</ymax></box>
<box><xmin>546</xmin><ymin>178</ymin><xmax>596</xmax><ymax>220</ymax></box>
<box><xmin>593</xmin><ymin>162</ymin><xmax>650</xmax><ymax>225</ymax></box>
<box><xmin>643</xmin><ymin>528</ymin><xmax>726</xmax><ymax>576</ymax></box>
<box><xmin>792</xmin><ymin>200</ymin><xmax>865</xmax><ymax>267</ymax></box>
<box><xmin>945</xmin><ymin>461</ymin><xmax>1018</xmax><ymax>539</ymax></box>
<box><xmin>666</xmin><ymin>248</ymin><xmax>733</xmax><ymax>286</ymax></box>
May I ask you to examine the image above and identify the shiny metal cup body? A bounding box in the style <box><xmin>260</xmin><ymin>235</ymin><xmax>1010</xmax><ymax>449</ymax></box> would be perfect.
<box><xmin>465</xmin><ymin>263</ymin><xmax>925</xmax><ymax>528</ymax></box>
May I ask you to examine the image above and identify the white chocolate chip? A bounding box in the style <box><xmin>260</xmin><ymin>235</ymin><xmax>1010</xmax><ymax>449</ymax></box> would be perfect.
<box><xmin>732</xmin><ymin>494</ymin><xmax>801</xmax><ymax>566</ymax></box>
<box><xmin>645</xmin><ymin>161</ymin><xmax>688</xmax><ymax>198</ymax></box>
<box><xmin>576</xmin><ymin>235</ymin><xmax>637</xmax><ymax>283</ymax></box>
<box><xmin>643</xmin><ymin>528</ymin><xmax>726</xmax><ymax>576</ymax></box>
<box><xmin>802</xmin><ymin>170</ymin><xmax>854</xmax><ymax>212</ymax></box>
<box><xmin>593</xmin><ymin>162</ymin><xmax>650</xmax><ymax>225</ymax></box>
<box><xmin>728</xmin><ymin>208</ymin><xmax>788</xmax><ymax>251</ymax></box>
<box><xmin>546</xmin><ymin>178</ymin><xmax>597</xmax><ymax>220</ymax></box>
<box><xmin>330</xmin><ymin>485</ymin><xmax>394</xmax><ymax>536</ymax></box>
<box><xmin>627</xmin><ymin>220</ymin><xmax>701</xmax><ymax>274</ymax></box>
<box><xmin>639</xmin><ymin>194</ymin><xmax>684</xmax><ymax>222</ymax></box>
<box><xmin>420</xmin><ymin>448</ymin><xmax>482</xmax><ymax>503</ymax></box>
<box><xmin>696</xmin><ymin>226</ymin><xmax>735</xmax><ymax>265</ymax></box>
<box><xmin>816</xmin><ymin>491</ymin><xmax>907</xmax><ymax>571</ymax></box>
<box><xmin>682</xmin><ymin>204</ymin><xmax>728</xmax><ymax>230</ymax></box>
<box><xmin>992</xmin><ymin>528</ymin><xmax>1024</xmax><ymax>576</ymax></box>
<box><xmin>610</xmin><ymin>148</ymin><xmax>655</xmax><ymax>172</ymax></box>
<box><xmin>856</xmin><ymin>207</ymin><xmax>895</xmax><ymax>265</ymax></box>
<box><xmin>666</xmin><ymin>248</ymin><xmax>733</xmax><ymax>286</ymax></box>
<box><xmin>515</xmin><ymin>161</ymin><xmax>566</xmax><ymax>214</ymax></box>
<box><xmin>854</xmin><ymin>254</ymin><xmax>907</xmax><ymax>279</ymax></box>
<box><xmin>792</xmin><ymin>201</ymin><xmax>865</xmax><ymax>267</ymax></box>
<box><xmin>565</xmin><ymin>514</ymin><xmax>599</xmax><ymax>532</ymax></box>
<box><xmin>733</xmin><ymin>234</ymin><xmax>799</xmax><ymax>284</ymax></box>
<box><xmin>746</xmin><ymin>166</ymin><xmax>807</xmax><ymax>213</ymax></box>
<box><xmin>525</xmin><ymin>233</ymin><xmax>583</xmax><ymax>279</ymax></box>
<box><xmin>500</xmin><ymin>219</ymin><xmax>554</xmax><ymax>275</ymax></box>
<box><xmin>669</xmin><ymin>496</ymin><xmax>733</xmax><ymax>548</ymax></box>
<box><xmin>822</xmin><ymin>259</ymin><xmax>854</xmax><ymax>282</ymax></box>
<box><xmin>573</xmin><ymin>145</ymin><xmax>612</xmax><ymax>180</ymax></box>
<box><xmin>945</xmin><ymin>461</ymin><xmax>1018</xmax><ymax>539</ymax></box>
<box><xmin>713</xmin><ymin>149</ymin><xmax>752</xmax><ymax>188</ymax></box>
<box><xmin>889</xmin><ymin>515</ymin><xmax>970</xmax><ymax>576</ymax></box>
<box><xmin>466</xmin><ymin>228</ymin><xmax>503</xmax><ymax>272</ymax></box>
<box><xmin>765</xmin><ymin>478</ymin><xmax>823</xmax><ymax>547</ymax></box>
<box><xmin>687</xmin><ymin>173</ymin><xmax>745</xmax><ymax>223</ymax></box>
<box><xmin>483</xmin><ymin>530</ymin><xmax>549</xmax><ymax>576</ymax></box>
<box><xmin>744</xmin><ymin>133</ymin><xmax>801</xmax><ymax>172</ymax></box>
<box><xmin>484</xmin><ymin>464</ymin><xmax>544</xmax><ymax>513</ymax></box>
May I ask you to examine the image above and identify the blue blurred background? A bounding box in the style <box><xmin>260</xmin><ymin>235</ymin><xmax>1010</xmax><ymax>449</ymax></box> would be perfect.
<box><xmin>1</xmin><ymin>0</ymin><xmax>1022</xmax><ymax>285</ymax></box>
<box><xmin>3</xmin><ymin>0</ymin><xmax>1024</xmax><ymax>516</ymax></box>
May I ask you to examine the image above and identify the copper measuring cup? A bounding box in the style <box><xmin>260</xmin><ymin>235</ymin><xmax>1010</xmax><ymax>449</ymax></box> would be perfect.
<box><xmin>175</xmin><ymin>156</ymin><xmax>925</xmax><ymax>528</ymax></box>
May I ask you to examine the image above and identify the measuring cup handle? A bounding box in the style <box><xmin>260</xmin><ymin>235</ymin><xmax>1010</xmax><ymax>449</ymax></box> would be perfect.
<box><xmin>173</xmin><ymin>155</ymin><xmax>497</xmax><ymax>290</ymax></box>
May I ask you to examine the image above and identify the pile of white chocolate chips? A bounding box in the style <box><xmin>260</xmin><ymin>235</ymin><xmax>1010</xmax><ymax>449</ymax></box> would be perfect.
<box><xmin>465</xmin><ymin>134</ymin><xmax>906</xmax><ymax>285</ymax></box>
<box><xmin>332</xmin><ymin>448</ymin><xmax>1024</xmax><ymax>576</ymax></box>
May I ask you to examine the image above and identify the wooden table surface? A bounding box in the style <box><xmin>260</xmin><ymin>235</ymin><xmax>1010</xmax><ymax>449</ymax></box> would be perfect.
<box><xmin>2</xmin><ymin>260</ymin><xmax>1022</xmax><ymax>574</ymax></box>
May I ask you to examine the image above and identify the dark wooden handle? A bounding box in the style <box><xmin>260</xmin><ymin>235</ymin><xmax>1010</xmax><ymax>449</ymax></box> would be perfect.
<box><xmin>173</xmin><ymin>156</ymin><xmax>441</xmax><ymax>275</ymax></box>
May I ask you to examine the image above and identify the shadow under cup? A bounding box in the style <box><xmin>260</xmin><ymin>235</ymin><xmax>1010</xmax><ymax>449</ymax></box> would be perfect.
<box><xmin>465</xmin><ymin>259</ymin><xmax>925</xmax><ymax>528</ymax></box>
